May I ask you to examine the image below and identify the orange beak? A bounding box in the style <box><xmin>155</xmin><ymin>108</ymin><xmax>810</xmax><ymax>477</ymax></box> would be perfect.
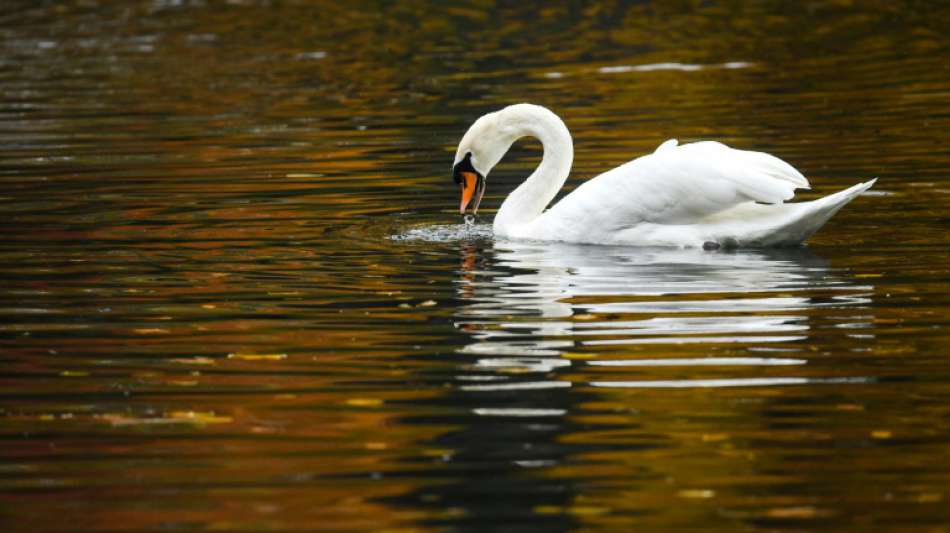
<box><xmin>453</xmin><ymin>152</ymin><xmax>485</xmax><ymax>216</ymax></box>
<box><xmin>458</xmin><ymin>171</ymin><xmax>485</xmax><ymax>215</ymax></box>
<box><xmin>459</xmin><ymin>171</ymin><xmax>477</xmax><ymax>214</ymax></box>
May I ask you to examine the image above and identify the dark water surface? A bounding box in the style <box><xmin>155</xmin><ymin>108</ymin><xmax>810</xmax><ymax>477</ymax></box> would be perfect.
<box><xmin>2</xmin><ymin>2</ymin><xmax>950</xmax><ymax>531</ymax></box>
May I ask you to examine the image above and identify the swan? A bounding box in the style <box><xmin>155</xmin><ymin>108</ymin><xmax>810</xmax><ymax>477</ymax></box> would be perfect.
<box><xmin>452</xmin><ymin>103</ymin><xmax>875</xmax><ymax>248</ymax></box>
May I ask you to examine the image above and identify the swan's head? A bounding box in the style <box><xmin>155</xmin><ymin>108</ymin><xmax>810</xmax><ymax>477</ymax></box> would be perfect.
<box><xmin>452</xmin><ymin>109</ymin><xmax>520</xmax><ymax>214</ymax></box>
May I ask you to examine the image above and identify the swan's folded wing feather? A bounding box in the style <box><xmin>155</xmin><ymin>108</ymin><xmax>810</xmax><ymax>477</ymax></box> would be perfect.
<box><xmin>544</xmin><ymin>141</ymin><xmax>811</xmax><ymax>230</ymax></box>
<box><xmin>653</xmin><ymin>138</ymin><xmax>679</xmax><ymax>153</ymax></box>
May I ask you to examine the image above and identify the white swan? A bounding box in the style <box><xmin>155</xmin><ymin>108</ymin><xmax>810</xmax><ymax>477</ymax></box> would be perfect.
<box><xmin>452</xmin><ymin>103</ymin><xmax>875</xmax><ymax>248</ymax></box>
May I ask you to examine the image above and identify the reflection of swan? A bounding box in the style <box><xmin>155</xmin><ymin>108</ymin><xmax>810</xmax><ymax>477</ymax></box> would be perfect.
<box><xmin>455</xmin><ymin>241</ymin><xmax>873</xmax><ymax>389</ymax></box>
<box><xmin>458</xmin><ymin>241</ymin><xmax>869</xmax><ymax>319</ymax></box>
<box><xmin>452</xmin><ymin>104</ymin><xmax>874</xmax><ymax>247</ymax></box>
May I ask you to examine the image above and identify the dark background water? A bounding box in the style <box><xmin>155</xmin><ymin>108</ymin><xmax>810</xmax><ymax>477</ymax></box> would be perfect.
<box><xmin>2</xmin><ymin>1</ymin><xmax>950</xmax><ymax>531</ymax></box>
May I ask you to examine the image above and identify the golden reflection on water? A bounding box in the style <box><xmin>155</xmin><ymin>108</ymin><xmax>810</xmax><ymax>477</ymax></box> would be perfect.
<box><xmin>1</xmin><ymin>1</ymin><xmax>950</xmax><ymax>531</ymax></box>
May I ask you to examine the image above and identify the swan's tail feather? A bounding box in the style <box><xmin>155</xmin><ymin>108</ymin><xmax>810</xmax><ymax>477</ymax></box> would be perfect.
<box><xmin>758</xmin><ymin>178</ymin><xmax>877</xmax><ymax>246</ymax></box>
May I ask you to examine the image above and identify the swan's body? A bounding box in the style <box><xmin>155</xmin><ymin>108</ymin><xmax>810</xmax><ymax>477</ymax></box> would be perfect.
<box><xmin>452</xmin><ymin>103</ymin><xmax>874</xmax><ymax>248</ymax></box>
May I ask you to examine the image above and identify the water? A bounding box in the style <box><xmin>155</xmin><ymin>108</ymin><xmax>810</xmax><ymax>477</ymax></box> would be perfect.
<box><xmin>2</xmin><ymin>2</ymin><xmax>950</xmax><ymax>531</ymax></box>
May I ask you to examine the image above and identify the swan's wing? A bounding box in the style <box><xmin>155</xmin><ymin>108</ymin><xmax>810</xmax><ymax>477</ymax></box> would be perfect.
<box><xmin>543</xmin><ymin>140</ymin><xmax>810</xmax><ymax>229</ymax></box>
<box><xmin>654</xmin><ymin>138</ymin><xmax>679</xmax><ymax>153</ymax></box>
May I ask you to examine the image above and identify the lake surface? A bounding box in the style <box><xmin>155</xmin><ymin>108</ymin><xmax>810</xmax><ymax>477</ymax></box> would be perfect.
<box><xmin>2</xmin><ymin>2</ymin><xmax>950</xmax><ymax>531</ymax></box>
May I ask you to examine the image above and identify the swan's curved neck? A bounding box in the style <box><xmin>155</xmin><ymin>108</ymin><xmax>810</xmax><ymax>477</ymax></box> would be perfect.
<box><xmin>493</xmin><ymin>106</ymin><xmax>573</xmax><ymax>234</ymax></box>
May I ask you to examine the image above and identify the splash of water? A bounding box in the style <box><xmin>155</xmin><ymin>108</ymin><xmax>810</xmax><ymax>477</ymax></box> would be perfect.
<box><xmin>392</xmin><ymin>215</ymin><xmax>492</xmax><ymax>243</ymax></box>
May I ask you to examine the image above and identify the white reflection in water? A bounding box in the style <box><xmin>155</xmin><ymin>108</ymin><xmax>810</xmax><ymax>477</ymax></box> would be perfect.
<box><xmin>472</xmin><ymin>408</ymin><xmax>567</xmax><ymax>417</ymax></box>
<box><xmin>591</xmin><ymin>376</ymin><xmax>871</xmax><ymax>389</ymax></box>
<box><xmin>589</xmin><ymin>357</ymin><xmax>806</xmax><ymax>367</ymax></box>
<box><xmin>454</xmin><ymin>240</ymin><xmax>874</xmax><ymax>399</ymax></box>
